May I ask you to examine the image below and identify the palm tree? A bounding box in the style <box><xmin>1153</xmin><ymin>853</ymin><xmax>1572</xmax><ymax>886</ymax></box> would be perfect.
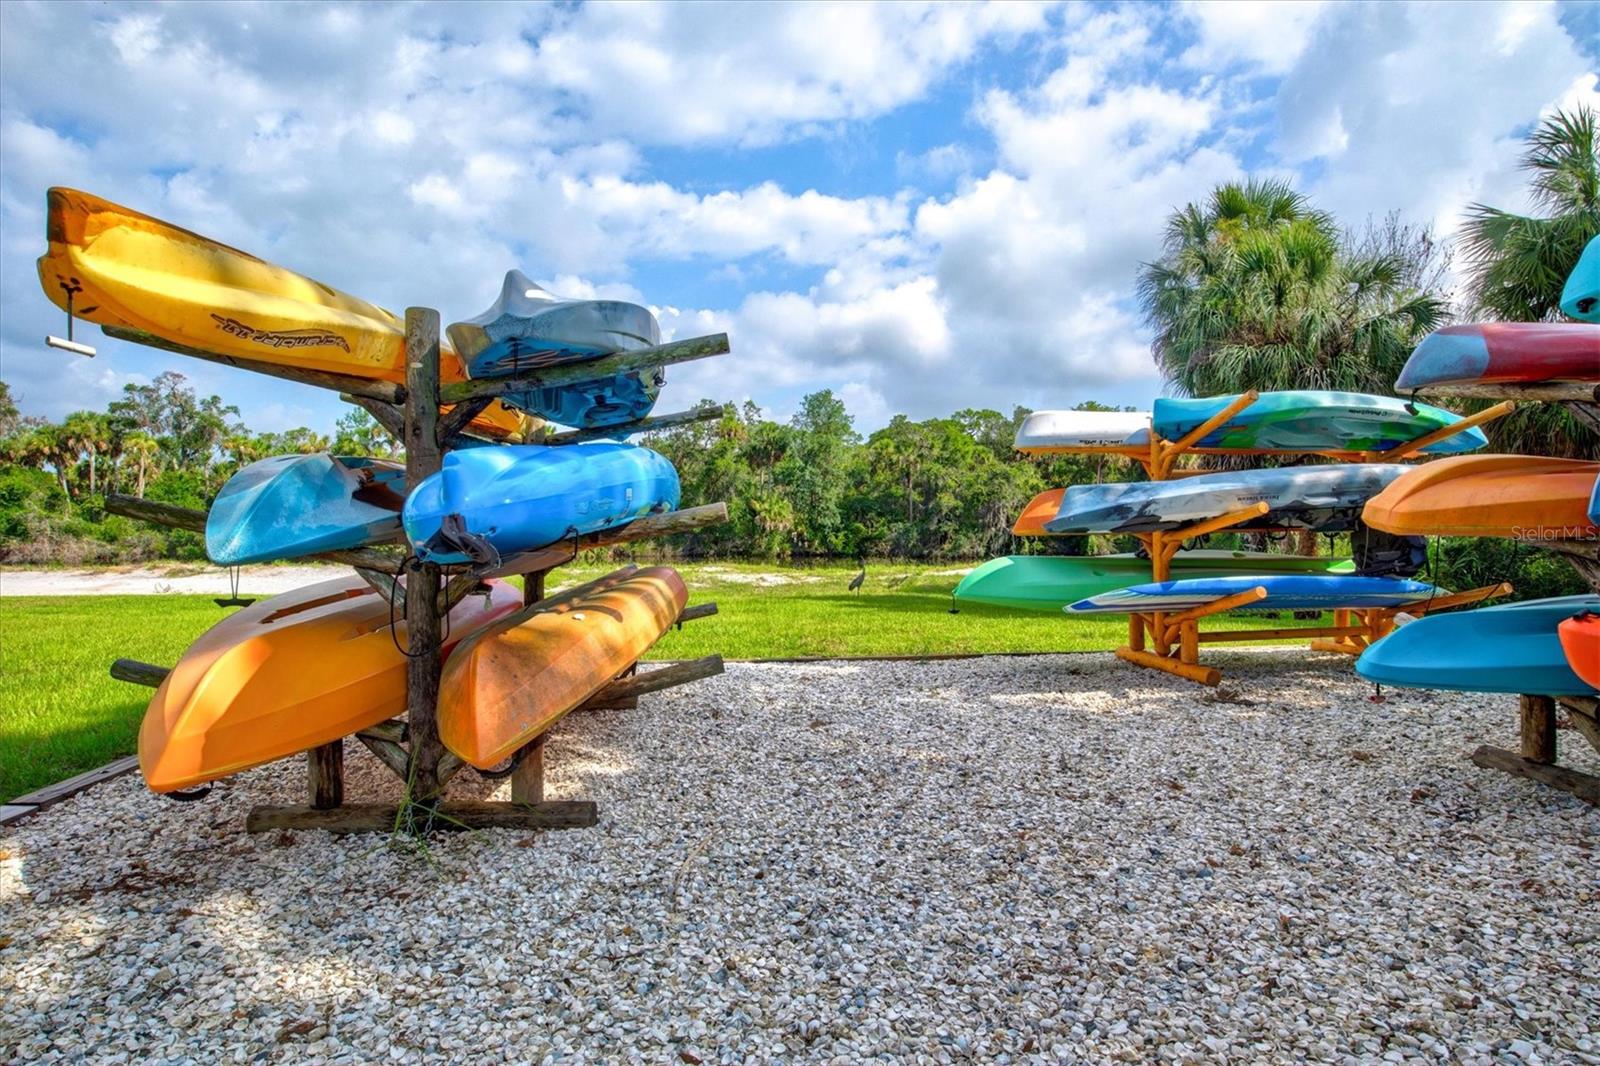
<box><xmin>61</xmin><ymin>412</ymin><xmax>110</xmax><ymax>496</ymax></box>
<box><xmin>1462</xmin><ymin>105</ymin><xmax>1599</xmax><ymax>321</ymax></box>
<box><xmin>1140</xmin><ymin>178</ymin><xmax>1450</xmax><ymax>398</ymax></box>
<box><xmin>124</xmin><ymin>433</ymin><xmax>160</xmax><ymax>498</ymax></box>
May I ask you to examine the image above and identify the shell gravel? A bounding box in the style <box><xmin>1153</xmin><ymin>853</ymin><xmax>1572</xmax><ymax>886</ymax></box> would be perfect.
<box><xmin>1</xmin><ymin>650</ymin><xmax>1596</xmax><ymax>1064</ymax></box>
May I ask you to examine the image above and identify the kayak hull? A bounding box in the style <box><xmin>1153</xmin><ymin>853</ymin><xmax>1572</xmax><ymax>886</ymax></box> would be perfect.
<box><xmin>1152</xmin><ymin>391</ymin><xmax>1485</xmax><ymax>455</ymax></box>
<box><xmin>1067</xmin><ymin>574</ymin><xmax>1440</xmax><ymax>615</ymax></box>
<box><xmin>1046</xmin><ymin>464</ymin><xmax>1410</xmax><ymax>534</ymax></box>
<box><xmin>954</xmin><ymin>553</ymin><xmax>1354</xmax><ymax>613</ymax></box>
<box><xmin>1356</xmin><ymin>595</ymin><xmax>1600</xmax><ymax>696</ymax></box>
<box><xmin>1558</xmin><ymin>612</ymin><xmax>1600</xmax><ymax>691</ymax></box>
<box><xmin>138</xmin><ymin>576</ymin><xmax>522</xmax><ymax>792</ymax></box>
<box><xmin>1361</xmin><ymin>455</ymin><xmax>1600</xmax><ymax>540</ymax></box>
<box><xmin>1394</xmin><ymin>323</ymin><xmax>1600</xmax><ymax>391</ymax></box>
<box><xmin>1560</xmin><ymin>235</ymin><xmax>1600</xmax><ymax>323</ymax></box>
<box><xmin>1014</xmin><ymin>410</ymin><xmax>1150</xmax><ymax>451</ymax></box>
<box><xmin>438</xmin><ymin>567</ymin><xmax>688</xmax><ymax>768</ymax></box>
<box><xmin>403</xmin><ymin>442</ymin><xmax>681</xmax><ymax>563</ymax></box>
<box><xmin>37</xmin><ymin>187</ymin><xmax>534</xmax><ymax>440</ymax></box>
<box><xmin>447</xmin><ymin>270</ymin><xmax>663</xmax><ymax>429</ymax></box>
<box><xmin>206</xmin><ymin>454</ymin><xmax>406</xmax><ymax>565</ymax></box>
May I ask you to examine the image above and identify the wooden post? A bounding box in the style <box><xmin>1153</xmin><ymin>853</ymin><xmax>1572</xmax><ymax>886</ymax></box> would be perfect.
<box><xmin>524</xmin><ymin>568</ymin><xmax>549</xmax><ymax>608</ymax></box>
<box><xmin>1519</xmin><ymin>694</ymin><xmax>1557</xmax><ymax>764</ymax></box>
<box><xmin>308</xmin><ymin>741</ymin><xmax>344</xmax><ymax>809</ymax></box>
<box><xmin>403</xmin><ymin>307</ymin><xmax>448</xmax><ymax>805</ymax></box>
<box><xmin>511</xmin><ymin>736</ymin><xmax>546</xmax><ymax>804</ymax></box>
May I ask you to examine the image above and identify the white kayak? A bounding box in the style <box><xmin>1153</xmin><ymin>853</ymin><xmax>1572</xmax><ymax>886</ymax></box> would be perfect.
<box><xmin>1014</xmin><ymin>410</ymin><xmax>1151</xmax><ymax>452</ymax></box>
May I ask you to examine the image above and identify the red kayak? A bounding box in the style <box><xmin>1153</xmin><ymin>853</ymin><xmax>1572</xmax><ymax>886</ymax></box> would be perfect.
<box><xmin>1558</xmin><ymin>612</ymin><xmax>1600</xmax><ymax>691</ymax></box>
<box><xmin>1395</xmin><ymin>323</ymin><xmax>1600</xmax><ymax>391</ymax></box>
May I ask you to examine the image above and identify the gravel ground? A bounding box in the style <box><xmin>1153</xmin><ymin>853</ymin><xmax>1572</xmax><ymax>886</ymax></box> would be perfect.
<box><xmin>2</xmin><ymin>651</ymin><xmax>1596</xmax><ymax>1064</ymax></box>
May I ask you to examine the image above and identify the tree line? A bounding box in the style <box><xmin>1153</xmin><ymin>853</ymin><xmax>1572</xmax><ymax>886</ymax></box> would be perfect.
<box><xmin>0</xmin><ymin>106</ymin><xmax>1592</xmax><ymax>566</ymax></box>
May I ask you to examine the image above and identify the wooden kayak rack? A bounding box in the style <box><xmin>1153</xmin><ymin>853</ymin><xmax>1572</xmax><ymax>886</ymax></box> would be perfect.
<box><xmin>1019</xmin><ymin>390</ymin><xmax>1518</xmax><ymax>686</ymax></box>
<box><xmin>102</xmin><ymin>306</ymin><xmax>735</xmax><ymax>834</ymax></box>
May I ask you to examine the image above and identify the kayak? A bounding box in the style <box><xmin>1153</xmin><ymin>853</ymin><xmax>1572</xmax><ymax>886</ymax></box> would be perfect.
<box><xmin>1558</xmin><ymin>611</ymin><xmax>1600</xmax><ymax>690</ymax></box>
<box><xmin>1361</xmin><ymin>455</ymin><xmax>1600</xmax><ymax>540</ymax></box>
<box><xmin>138</xmin><ymin>575</ymin><xmax>522</xmax><ymax>793</ymax></box>
<box><xmin>1356</xmin><ymin>595</ymin><xmax>1600</xmax><ymax>696</ymax></box>
<box><xmin>1152</xmin><ymin>391</ymin><xmax>1486</xmax><ymax>455</ymax></box>
<box><xmin>1067</xmin><ymin>574</ymin><xmax>1441</xmax><ymax>614</ymax></box>
<box><xmin>1046</xmin><ymin>464</ymin><xmax>1410</xmax><ymax>534</ymax></box>
<box><xmin>1013</xmin><ymin>488</ymin><xmax>1067</xmax><ymax>536</ymax></box>
<box><xmin>1013</xmin><ymin>410</ymin><xmax>1150</xmax><ymax>452</ymax></box>
<box><xmin>1560</xmin><ymin>235</ymin><xmax>1600</xmax><ymax>323</ymax></box>
<box><xmin>1393</xmin><ymin>322</ymin><xmax>1600</xmax><ymax>391</ymax></box>
<box><xmin>954</xmin><ymin>552</ymin><xmax>1354</xmax><ymax>613</ymax></box>
<box><xmin>404</xmin><ymin>442</ymin><xmax>680</xmax><ymax>563</ymax></box>
<box><xmin>36</xmin><ymin>187</ymin><xmax>535</xmax><ymax>440</ymax></box>
<box><xmin>447</xmin><ymin>269</ymin><xmax>662</xmax><ymax>429</ymax></box>
<box><xmin>206</xmin><ymin>454</ymin><xmax>405</xmax><ymax>565</ymax></box>
<box><xmin>438</xmin><ymin>567</ymin><xmax>688</xmax><ymax>768</ymax></box>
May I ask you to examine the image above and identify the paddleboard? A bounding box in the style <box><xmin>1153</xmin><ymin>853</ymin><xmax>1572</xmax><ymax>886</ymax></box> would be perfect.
<box><xmin>1560</xmin><ymin>235</ymin><xmax>1600</xmax><ymax>323</ymax></box>
<box><xmin>1361</xmin><ymin>455</ymin><xmax>1600</xmax><ymax>540</ymax></box>
<box><xmin>1393</xmin><ymin>322</ymin><xmax>1600</xmax><ymax>391</ymax></box>
<box><xmin>1013</xmin><ymin>410</ymin><xmax>1151</xmax><ymax>452</ymax></box>
<box><xmin>36</xmin><ymin>187</ymin><xmax>535</xmax><ymax>440</ymax></box>
<box><xmin>954</xmin><ymin>552</ymin><xmax>1355</xmax><ymax>613</ymax></box>
<box><xmin>448</xmin><ymin>269</ymin><xmax>662</xmax><ymax>429</ymax></box>
<box><xmin>438</xmin><ymin>567</ymin><xmax>688</xmax><ymax>768</ymax></box>
<box><xmin>1045</xmin><ymin>464</ymin><xmax>1410</xmax><ymax>535</ymax></box>
<box><xmin>1355</xmin><ymin>595</ymin><xmax>1600</xmax><ymax>696</ymax></box>
<box><xmin>206</xmin><ymin>454</ymin><xmax>406</xmax><ymax>565</ymax></box>
<box><xmin>1067</xmin><ymin>574</ymin><xmax>1441</xmax><ymax>614</ymax></box>
<box><xmin>1558</xmin><ymin>611</ymin><xmax>1600</xmax><ymax>690</ymax></box>
<box><xmin>138</xmin><ymin>575</ymin><xmax>522</xmax><ymax>792</ymax></box>
<box><xmin>404</xmin><ymin>442</ymin><xmax>680</xmax><ymax>563</ymax></box>
<box><xmin>1152</xmin><ymin>391</ymin><xmax>1485</xmax><ymax>455</ymax></box>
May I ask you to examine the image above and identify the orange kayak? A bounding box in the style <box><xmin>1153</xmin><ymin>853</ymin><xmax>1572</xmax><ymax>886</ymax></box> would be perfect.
<box><xmin>1013</xmin><ymin>488</ymin><xmax>1065</xmax><ymax>536</ymax></box>
<box><xmin>438</xmin><ymin>567</ymin><xmax>688</xmax><ymax>769</ymax></box>
<box><xmin>139</xmin><ymin>575</ymin><xmax>521</xmax><ymax>792</ymax></box>
<box><xmin>37</xmin><ymin>187</ymin><xmax>534</xmax><ymax>441</ymax></box>
<box><xmin>1361</xmin><ymin>455</ymin><xmax>1600</xmax><ymax>539</ymax></box>
<box><xmin>1559</xmin><ymin>612</ymin><xmax>1600</xmax><ymax>690</ymax></box>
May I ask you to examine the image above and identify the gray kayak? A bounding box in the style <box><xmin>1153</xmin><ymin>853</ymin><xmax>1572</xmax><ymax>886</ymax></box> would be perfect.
<box><xmin>1045</xmin><ymin>464</ymin><xmax>1412</xmax><ymax>534</ymax></box>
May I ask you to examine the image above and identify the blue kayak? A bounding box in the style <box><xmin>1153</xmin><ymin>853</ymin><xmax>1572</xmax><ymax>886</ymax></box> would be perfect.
<box><xmin>403</xmin><ymin>442</ymin><xmax>680</xmax><ymax>563</ymax></box>
<box><xmin>1561</xmin><ymin>235</ymin><xmax>1600</xmax><ymax>323</ymax></box>
<box><xmin>446</xmin><ymin>270</ymin><xmax>661</xmax><ymax>430</ymax></box>
<box><xmin>206</xmin><ymin>454</ymin><xmax>405</xmax><ymax>565</ymax></box>
<box><xmin>1152</xmin><ymin>391</ymin><xmax>1486</xmax><ymax>454</ymax></box>
<box><xmin>1067</xmin><ymin>574</ymin><xmax>1441</xmax><ymax>614</ymax></box>
<box><xmin>1356</xmin><ymin>595</ymin><xmax>1600</xmax><ymax>696</ymax></box>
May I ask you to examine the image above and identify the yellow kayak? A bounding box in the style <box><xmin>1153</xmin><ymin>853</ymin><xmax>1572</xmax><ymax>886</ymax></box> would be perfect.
<box><xmin>37</xmin><ymin>187</ymin><xmax>534</xmax><ymax>440</ymax></box>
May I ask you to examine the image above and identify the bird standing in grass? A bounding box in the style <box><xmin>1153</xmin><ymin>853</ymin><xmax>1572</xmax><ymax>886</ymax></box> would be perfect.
<box><xmin>848</xmin><ymin>565</ymin><xmax>866</xmax><ymax>594</ymax></box>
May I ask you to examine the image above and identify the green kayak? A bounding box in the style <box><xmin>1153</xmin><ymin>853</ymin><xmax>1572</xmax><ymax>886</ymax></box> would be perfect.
<box><xmin>953</xmin><ymin>552</ymin><xmax>1355</xmax><ymax>613</ymax></box>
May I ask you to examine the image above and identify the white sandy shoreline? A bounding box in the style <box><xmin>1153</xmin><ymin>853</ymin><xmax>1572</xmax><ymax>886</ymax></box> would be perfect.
<box><xmin>0</xmin><ymin>564</ymin><xmax>364</xmax><ymax>596</ymax></box>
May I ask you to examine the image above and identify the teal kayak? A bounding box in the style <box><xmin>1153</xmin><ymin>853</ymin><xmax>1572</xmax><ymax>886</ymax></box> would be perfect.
<box><xmin>206</xmin><ymin>454</ymin><xmax>405</xmax><ymax>565</ymax></box>
<box><xmin>1561</xmin><ymin>235</ymin><xmax>1600</xmax><ymax>323</ymax></box>
<box><xmin>953</xmin><ymin>552</ymin><xmax>1354</xmax><ymax>613</ymax></box>
<box><xmin>1356</xmin><ymin>595</ymin><xmax>1600</xmax><ymax>696</ymax></box>
<box><xmin>1152</xmin><ymin>391</ymin><xmax>1486</xmax><ymax>454</ymax></box>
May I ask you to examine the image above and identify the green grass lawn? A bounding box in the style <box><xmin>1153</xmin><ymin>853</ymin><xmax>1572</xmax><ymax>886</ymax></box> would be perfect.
<box><xmin>0</xmin><ymin>560</ymin><xmax>1334</xmax><ymax>802</ymax></box>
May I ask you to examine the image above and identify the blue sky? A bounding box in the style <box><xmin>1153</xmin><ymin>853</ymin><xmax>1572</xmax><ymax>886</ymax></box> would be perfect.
<box><xmin>1</xmin><ymin>1</ymin><xmax>1595</xmax><ymax>434</ymax></box>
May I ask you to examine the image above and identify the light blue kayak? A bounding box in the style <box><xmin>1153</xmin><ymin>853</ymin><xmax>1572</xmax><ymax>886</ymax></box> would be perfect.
<box><xmin>403</xmin><ymin>442</ymin><xmax>680</xmax><ymax>563</ymax></box>
<box><xmin>206</xmin><ymin>454</ymin><xmax>405</xmax><ymax>565</ymax></box>
<box><xmin>1152</xmin><ymin>391</ymin><xmax>1486</xmax><ymax>454</ymax></box>
<box><xmin>1356</xmin><ymin>595</ymin><xmax>1600</xmax><ymax>696</ymax></box>
<box><xmin>447</xmin><ymin>270</ymin><xmax>661</xmax><ymax>430</ymax></box>
<box><xmin>1561</xmin><ymin>235</ymin><xmax>1600</xmax><ymax>323</ymax></box>
<box><xmin>1067</xmin><ymin>574</ymin><xmax>1441</xmax><ymax>614</ymax></box>
<box><xmin>1046</xmin><ymin>464</ymin><xmax>1410</xmax><ymax>534</ymax></box>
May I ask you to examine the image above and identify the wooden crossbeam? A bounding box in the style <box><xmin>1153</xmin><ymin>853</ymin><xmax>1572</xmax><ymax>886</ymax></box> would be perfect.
<box><xmin>103</xmin><ymin>325</ymin><xmax>405</xmax><ymax>404</ymax></box>
<box><xmin>1374</xmin><ymin>399</ymin><xmax>1515</xmax><ymax>461</ymax></box>
<box><xmin>544</xmin><ymin>403</ymin><xmax>729</xmax><ymax>445</ymax></box>
<box><xmin>1418</xmin><ymin>381</ymin><xmax>1600</xmax><ymax>404</ymax></box>
<box><xmin>578</xmin><ymin>655</ymin><xmax>724</xmax><ymax>710</ymax></box>
<box><xmin>1469</xmin><ymin>745</ymin><xmax>1600</xmax><ymax>805</ymax></box>
<box><xmin>437</xmin><ymin>332</ymin><xmax>730</xmax><ymax>405</ymax></box>
<box><xmin>245</xmin><ymin>800</ymin><xmax>599</xmax><ymax>834</ymax></box>
<box><xmin>111</xmin><ymin>658</ymin><xmax>169</xmax><ymax>687</ymax></box>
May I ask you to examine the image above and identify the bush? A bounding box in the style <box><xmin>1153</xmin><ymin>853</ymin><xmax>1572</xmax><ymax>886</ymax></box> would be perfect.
<box><xmin>1430</xmin><ymin>538</ymin><xmax>1588</xmax><ymax>601</ymax></box>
